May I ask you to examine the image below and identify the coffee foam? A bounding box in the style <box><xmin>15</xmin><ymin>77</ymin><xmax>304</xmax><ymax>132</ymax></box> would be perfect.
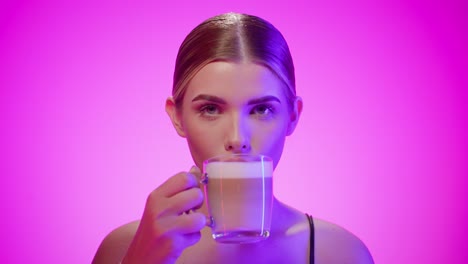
<box><xmin>205</xmin><ymin>161</ymin><xmax>273</xmax><ymax>179</ymax></box>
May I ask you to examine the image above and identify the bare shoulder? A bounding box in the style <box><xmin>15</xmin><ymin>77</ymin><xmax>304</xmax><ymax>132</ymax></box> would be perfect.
<box><xmin>313</xmin><ymin>218</ymin><xmax>374</xmax><ymax>264</ymax></box>
<box><xmin>92</xmin><ymin>220</ymin><xmax>140</xmax><ymax>264</ymax></box>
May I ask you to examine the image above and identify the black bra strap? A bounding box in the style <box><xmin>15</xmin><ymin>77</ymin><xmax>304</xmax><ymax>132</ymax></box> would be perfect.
<box><xmin>306</xmin><ymin>214</ymin><xmax>315</xmax><ymax>264</ymax></box>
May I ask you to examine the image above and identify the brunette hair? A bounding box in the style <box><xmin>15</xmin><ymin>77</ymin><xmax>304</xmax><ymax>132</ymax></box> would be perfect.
<box><xmin>172</xmin><ymin>12</ymin><xmax>296</xmax><ymax>109</ymax></box>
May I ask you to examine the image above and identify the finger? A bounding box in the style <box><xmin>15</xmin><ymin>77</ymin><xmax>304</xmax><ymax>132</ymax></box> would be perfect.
<box><xmin>186</xmin><ymin>166</ymin><xmax>204</xmax><ymax>211</ymax></box>
<box><xmin>165</xmin><ymin>187</ymin><xmax>204</xmax><ymax>215</ymax></box>
<box><xmin>173</xmin><ymin>212</ymin><xmax>207</xmax><ymax>234</ymax></box>
<box><xmin>157</xmin><ymin>170</ymin><xmax>199</xmax><ymax>197</ymax></box>
<box><xmin>191</xmin><ymin>201</ymin><xmax>204</xmax><ymax>211</ymax></box>
<box><xmin>183</xmin><ymin>231</ymin><xmax>202</xmax><ymax>247</ymax></box>
<box><xmin>156</xmin><ymin>212</ymin><xmax>206</xmax><ymax>239</ymax></box>
<box><xmin>187</xmin><ymin>165</ymin><xmax>202</xmax><ymax>179</ymax></box>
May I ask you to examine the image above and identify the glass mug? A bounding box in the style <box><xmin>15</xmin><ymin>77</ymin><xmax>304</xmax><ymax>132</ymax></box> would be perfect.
<box><xmin>201</xmin><ymin>154</ymin><xmax>273</xmax><ymax>244</ymax></box>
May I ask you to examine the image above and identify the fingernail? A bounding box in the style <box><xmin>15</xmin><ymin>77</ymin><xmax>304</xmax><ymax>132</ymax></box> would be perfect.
<box><xmin>189</xmin><ymin>165</ymin><xmax>199</xmax><ymax>173</ymax></box>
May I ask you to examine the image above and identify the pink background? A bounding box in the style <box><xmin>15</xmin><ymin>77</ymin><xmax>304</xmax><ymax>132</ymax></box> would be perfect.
<box><xmin>1</xmin><ymin>0</ymin><xmax>466</xmax><ymax>263</ymax></box>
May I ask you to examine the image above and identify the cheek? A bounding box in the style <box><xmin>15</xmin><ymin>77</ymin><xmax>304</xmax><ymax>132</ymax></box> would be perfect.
<box><xmin>252</xmin><ymin>123</ymin><xmax>288</xmax><ymax>164</ymax></box>
<box><xmin>184</xmin><ymin>120</ymin><xmax>222</xmax><ymax>165</ymax></box>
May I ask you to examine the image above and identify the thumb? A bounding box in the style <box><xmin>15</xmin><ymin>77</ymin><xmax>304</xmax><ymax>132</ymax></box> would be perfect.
<box><xmin>189</xmin><ymin>165</ymin><xmax>202</xmax><ymax>178</ymax></box>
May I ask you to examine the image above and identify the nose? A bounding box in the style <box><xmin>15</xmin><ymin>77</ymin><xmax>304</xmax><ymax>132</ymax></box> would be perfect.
<box><xmin>224</xmin><ymin>113</ymin><xmax>251</xmax><ymax>153</ymax></box>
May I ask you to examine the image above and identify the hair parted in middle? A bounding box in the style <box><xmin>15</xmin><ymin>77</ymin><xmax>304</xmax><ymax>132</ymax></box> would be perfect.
<box><xmin>172</xmin><ymin>12</ymin><xmax>296</xmax><ymax>110</ymax></box>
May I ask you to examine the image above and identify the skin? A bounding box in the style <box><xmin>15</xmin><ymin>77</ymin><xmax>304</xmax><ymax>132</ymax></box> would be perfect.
<box><xmin>92</xmin><ymin>61</ymin><xmax>374</xmax><ymax>264</ymax></box>
<box><xmin>169</xmin><ymin>61</ymin><xmax>301</xmax><ymax>169</ymax></box>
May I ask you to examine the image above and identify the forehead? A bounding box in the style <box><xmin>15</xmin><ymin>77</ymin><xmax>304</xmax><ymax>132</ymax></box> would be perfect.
<box><xmin>184</xmin><ymin>61</ymin><xmax>286</xmax><ymax>102</ymax></box>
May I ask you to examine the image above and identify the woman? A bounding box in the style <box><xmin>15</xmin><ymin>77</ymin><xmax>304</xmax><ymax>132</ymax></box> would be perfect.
<box><xmin>93</xmin><ymin>12</ymin><xmax>374</xmax><ymax>264</ymax></box>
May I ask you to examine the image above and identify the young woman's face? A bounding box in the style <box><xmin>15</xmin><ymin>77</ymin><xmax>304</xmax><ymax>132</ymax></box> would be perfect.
<box><xmin>168</xmin><ymin>61</ymin><xmax>301</xmax><ymax>169</ymax></box>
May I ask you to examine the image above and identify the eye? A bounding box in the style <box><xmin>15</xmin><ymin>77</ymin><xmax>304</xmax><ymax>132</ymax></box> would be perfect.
<box><xmin>251</xmin><ymin>104</ymin><xmax>275</xmax><ymax>117</ymax></box>
<box><xmin>199</xmin><ymin>104</ymin><xmax>221</xmax><ymax>116</ymax></box>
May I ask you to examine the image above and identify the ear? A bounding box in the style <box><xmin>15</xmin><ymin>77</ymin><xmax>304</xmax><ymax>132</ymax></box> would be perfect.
<box><xmin>286</xmin><ymin>96</ymin><xmax>303</xmax><ymax>136</ymax></box>
<box><xmin>165</xmin><ymin>96</ymin><xmax>186</xmax><ymax>138</ymax></box>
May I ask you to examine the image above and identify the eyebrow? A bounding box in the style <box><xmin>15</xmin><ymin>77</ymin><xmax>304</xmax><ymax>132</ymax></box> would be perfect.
<box><xmin>191</xmin><ymin>94</ymin><xmax>281</xmax><ymax>105</ymax></box>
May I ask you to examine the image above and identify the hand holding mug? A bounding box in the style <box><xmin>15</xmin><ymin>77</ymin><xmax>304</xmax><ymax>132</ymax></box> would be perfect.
<box><xmin>122</xmin><ymin>166</ymin><xmax>206</xmax><ymax>264</ymax></box>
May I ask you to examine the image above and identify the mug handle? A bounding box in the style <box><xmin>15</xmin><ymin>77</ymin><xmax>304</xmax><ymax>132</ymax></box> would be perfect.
<box><xmin>198</xmin><ymin>173</ymin><xmax>214</xmax><ymax>227</ymax></box>
<box><xmin>200</xmin><ymin>173</ymin><xmax>208</xmax><ymax>184</ymax></box>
